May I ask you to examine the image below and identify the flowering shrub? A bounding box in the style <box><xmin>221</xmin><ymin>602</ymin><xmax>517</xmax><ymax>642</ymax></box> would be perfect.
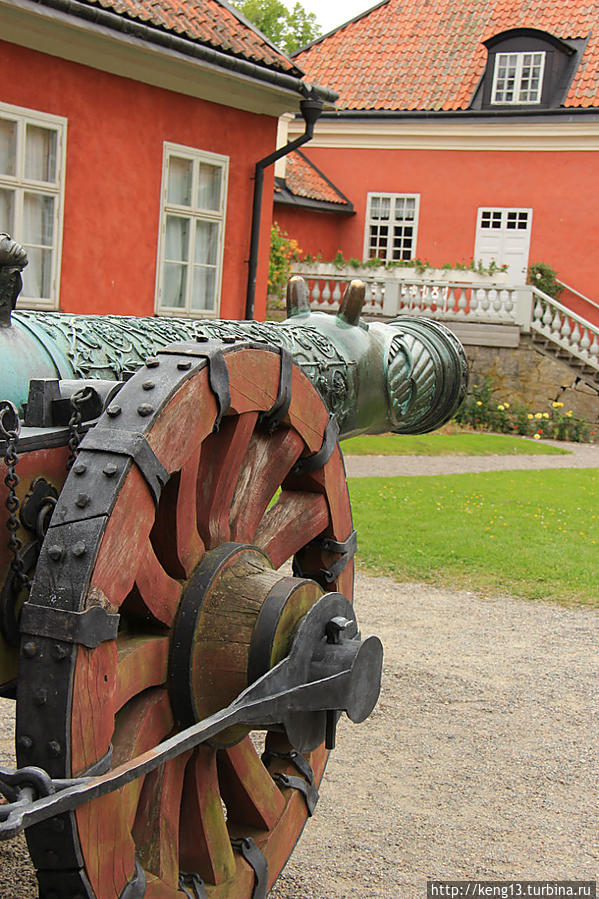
<box><xmin>455</xmin><ymin>378</ymin><xmax>592</xmax><ymax>442</ymax></box>
<box><xmin>268</xmin><ymin>223</ymin><xmax>301</xmax><ymax>298</ymax></box>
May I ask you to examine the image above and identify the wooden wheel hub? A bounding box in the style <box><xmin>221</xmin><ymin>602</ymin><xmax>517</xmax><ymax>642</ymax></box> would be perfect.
<box><xmin>169</xmin><ymin>542</ymin><xmax>322</xmax><ymax>745</ymax></box>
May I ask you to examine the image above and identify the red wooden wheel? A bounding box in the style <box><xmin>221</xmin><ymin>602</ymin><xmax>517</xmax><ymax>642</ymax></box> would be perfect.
<box><xmin>16</xmin><ymin>343</ymin><xmax>354</xmax><ymax>897</ymax></box>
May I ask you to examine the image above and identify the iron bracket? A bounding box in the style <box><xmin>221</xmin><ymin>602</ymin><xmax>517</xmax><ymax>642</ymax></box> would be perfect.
<box><xmin>262</xmin><ymin>747</ymin><xmax>319</xmax><ymax>815</ymax></box>
<box><xmin>80</xmin><ymin>427</ymin><xmax>169</xmax><ymax>506</ymax></box>
<box><xmin>159</xmin><ymin>339</ymin><xmax>231</xmax><ymax>430</ymax></box>
<box><xmin>273</xmin><ymin>772</ymin><xmax>318</xmax><ymax>816</ymax></box>
<box><xmin>293</xmin><ymin>528</ymin><xmax>358</xmax><ymax>585</ymax></box>
<box><xmin>291</xmin><ymin>413</ymin><xmax>339</xmax><ymax>474</ymax></box>
<box><xmin>231</xmin><ymin>837</ymin><xmax>268</xmax><ymax>899</ymax></box>
<box><xmin>20</xmin><ymin>602</ymin><xmax>120</xmax><ymax>649</ymax></box>
<box><xmin>259</xmin><ymin>347</ymin><xmax>293</xmax><ymax>431</ymax></box>
<box><xmin>178</xmin><ymin>872</ymin><xmax>207</xmax><ymax>899</ymax></box>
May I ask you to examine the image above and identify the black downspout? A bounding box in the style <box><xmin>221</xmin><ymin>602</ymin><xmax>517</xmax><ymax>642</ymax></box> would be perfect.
<box><xmin>245</xmin><ymin>97</ymin><xmax>324</xmax><ymax>320</ymax></box>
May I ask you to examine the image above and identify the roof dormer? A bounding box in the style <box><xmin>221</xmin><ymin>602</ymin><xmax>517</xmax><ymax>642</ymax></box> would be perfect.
<box><xmin>476</xmin><ymin>28</ymin><xmax>585</xmax><ymax>110</ymax></box>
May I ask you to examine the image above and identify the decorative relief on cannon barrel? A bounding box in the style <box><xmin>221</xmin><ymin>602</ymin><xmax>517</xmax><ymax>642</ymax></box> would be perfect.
<box><xmin>11</xmin><ymin>276</ymin><xmax>467</xmax><ymax>438</ymax></box>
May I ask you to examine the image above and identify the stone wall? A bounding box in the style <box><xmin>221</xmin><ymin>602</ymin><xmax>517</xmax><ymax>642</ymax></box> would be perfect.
<box><xmin>463</xmin><ymin>340</ymin><xmax>599</xmax><ymax>425</ymax></box>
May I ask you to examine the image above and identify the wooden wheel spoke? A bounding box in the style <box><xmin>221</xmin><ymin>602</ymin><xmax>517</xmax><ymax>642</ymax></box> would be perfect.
<box><xmin>150</xmin><ymin>447</ymin><xmax>205</xmax><ymax>579</ymax></box>
<box><xmin>218</xmin><ymin>736</ymin><xmax>285</xmax><ymax>831</ymax></box>
<box><xmin>132</xmin><ymin>750</ymin><xmax>192</xmax><ymax>888</ymax></box>
<box><xmin>254</xmin><ymin>490</ymin><xmax>329</xmax><ymax>568</ymax></box>
<box><xmin>179</xmin><ymin>746</ymin><xmax>237</xmax><ymax>885</ymax></box>
<box><xmin>128</xmin><ymin>538</ymin><xmax>182</xmax><ymax>627</ymax></box>
<box><xmin>229</xmin><ymin>429</ymin><xmax>305</xmax><ymax>543</ymax></box>
<box><xmin>76</xmin><ymin>690</ymin><xmax>174</xmax><ymax>899</ymax></box>
<box><xmin>114</xmin><ymin>635</ymin><xmax>170</xmax><ymax>712</ymax></box>
<box><xmin>196</xmin><ymin>412</ymin><xmax>258</xmax><ymax>549</ymax></box>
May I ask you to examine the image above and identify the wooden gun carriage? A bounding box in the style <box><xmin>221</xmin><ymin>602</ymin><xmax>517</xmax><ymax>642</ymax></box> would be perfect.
<box><xmin>0</xmin><ymin>235</ymin><xmax>467</xmax><ymax>898</ymax></box>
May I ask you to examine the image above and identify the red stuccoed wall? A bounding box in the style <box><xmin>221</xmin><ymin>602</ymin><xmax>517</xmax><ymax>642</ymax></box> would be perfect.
<box><xmin>1</xmin><ymin>41</ymin><xmax>277</xmax><ymax>321</ymax></box>
<box><xmin>278</xmin><ymin>145</ymin><xmax>599</xmax><ymax>324</ymax></box>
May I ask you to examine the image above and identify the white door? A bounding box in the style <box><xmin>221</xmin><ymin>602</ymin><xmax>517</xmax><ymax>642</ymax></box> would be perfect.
<box><xmin>474</xmin><ymin>208</ymin><xmax>532</xmax><ymax>285</ymax></box>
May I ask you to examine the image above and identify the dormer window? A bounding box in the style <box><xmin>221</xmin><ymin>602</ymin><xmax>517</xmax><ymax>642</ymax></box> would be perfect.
<box><xmin>491</xmin><ymin>52</ymin><xmax>546</xmax><ymax>105</ymax></box>
<box><xmin>475</xmin><ymin>29</ymin><xmax>583</xmax><ymax>111</ymax></box>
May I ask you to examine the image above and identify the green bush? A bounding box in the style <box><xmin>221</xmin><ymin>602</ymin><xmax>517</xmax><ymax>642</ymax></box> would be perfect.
<box><xmin>454</xmin><ymin>377</ymin><xmax>591</xmax><ymax>443</ymax></box>
<box><xmin>527</xmin><ymin>262</ymin><xmax>563</xmax><ymax>299</ymax></box>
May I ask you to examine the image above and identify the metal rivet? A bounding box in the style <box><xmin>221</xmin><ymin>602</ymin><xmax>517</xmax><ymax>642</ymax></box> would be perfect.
<box><xmin>22</xmin><ymin>641</ymin><xmax>37</xmax><ymax>658</ymax></box>
<box><xmin>33</xmin><ymin>688</ymin><xmax>48</xmax><ymax>706</ymax></box>
<box><xmin>142</xmin><ymin>380</ymin><xmax>155</xmax><ymax>390</ymax></box>
<box><xmin>137</xmin><ymin>403</ymin><xmax>154</xmax><ymax>416</ymax></box>
<box><xmin>53</xmin><ymin>644</ymin><xmax>69</xmax><ymax>661</ymax></box>
<box><xmin>49</xmin><ymin>817</ymin><xmax>65</xmax><ymax>833</ymax></box>
<box><xmin>17</xmin><ymin>735</ymin><xmax>33</xmax><ymax>751</ymax></box>
<box><xmin>72</xmin><ymin>541</ymin><xmax>86</xmax><ymax>557</ymax></box>
<box><xmin>73</xmin><ymin>461</ymin><xmax>87</xmax><ymax>475</ymax></box>
<box><xmin>145</xmin><ymin>356</ymin><xmax>160</xmax><ymax>367</ymax></box>
<box><xmin>107</xmin><ymin>404</ymin><xmax>121</xmax><ymax>417</ymax></box>
<box><xmin>103</xmin><ymin>463</ymin><xmax>118</xmax><ymax>477</ymax></box>
<box><xmin>75</xmin><ymin>493</ymin><xmax>90</xmax><ymax>509</ymax></box>
<box><xmin>47</xmin><ymin>740</ymin><xmax>61</xmax><ymax>757</ymax></box>
<box><xmin>177</xmin><ymin>360</ymin><xmax>192</xmax><ymax>370</ymax></box>
<box><xmin>196</xmin><ymin>335</ymin><xmax>209</xmax><ymax>343</ymax></box>
<box><xmin>48</xmin><ymin>544</ymin><xmax>63</xmax><ymax>561</ymax></box>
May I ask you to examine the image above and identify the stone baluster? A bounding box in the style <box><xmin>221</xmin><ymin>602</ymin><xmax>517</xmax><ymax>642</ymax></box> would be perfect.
<box><xmin>551</xmin><ymin>309</ymin><xmax>562</xmax><ymax>339</ymax></box>
<box><xmin>569</xmin><ymin>322</ymin><xmax>581</xmax><ymax>354</ymax></box>
<box><xmin>542</xmin><ymin>299</ymin><xmax>553</xmax><ymax>332</ymax></box>
<box><xmin>399</xmin><ymin>282</ymin><xmax>408</xmax><ymax>311</ymax></box>
<box><xmin>322</xmin><ymin>279</ymin><xmax>331</xmax><ymax>306</ymax></box>
<box><xmin>470</xmin><ymin>288</ymin><xmax>481</xmax><ymax>317</ymax></box>
<box><xmin>456</xmin><ymin>287</ymin><xmax>467</xmax><ymax>316</ymax></box>
<box><xmin>533</xmin><ymin>295</ymin><xmax>544</xmax><ymax>325</ymax></box>
<box><xmin>312</xmin><ymin>279</ymin><xmax>321</xmax><ymax>308</ymax></box>
<box><xmin>492</xmin><ymin>288</ymin><xmax>502</xmax><ymax>317</ymax></box>
<box><xmin>431</xmin><ymin>285</ymin><xmax>440</xmax><ymax>312</ymax></box>
<box><xmin>580</xmin><ymin>326</ymin><xmax>591</xmax><ymax>358</ymax></box>
<box><xmin>441</xmin><ymin>285</ymin><xmax>451</xmax><ymax>314</ymax></box>
<box><xmin>560</xmin><ymin>315</ymin><xmax>572</xmax><ymax>345</ymax></box>
<box><xmin>589</xmin><ymin>332</ymin><xmax>599</xmax><ymax>364</ymax></box>
<box><xmin>421</xmin><ymin>284</ymin><xmax>431</xmax><ymax>313</ymax></box>
<box><xmin>503</xmin><ymin>289</ymin><xmax>514</xmax><ymax>318</ymax></box>
<box><xmin>480</xmin><ymin>287</ymin><xmax>490</xmax><ymax>315</ymax></box>
<box><xmin>332</xmin><ymin>280</ymin><xmax>341</xmax><ymax>309</ymax></box>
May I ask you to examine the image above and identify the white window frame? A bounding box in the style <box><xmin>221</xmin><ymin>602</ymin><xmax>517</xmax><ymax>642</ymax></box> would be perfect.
<box><xmin>0</xmin><ymin>101</ymin><xmax>67</xmax><ymax>310</ymax></box>
<box><xmin>363</xmin><ymin>193</ymin><xmax>420</xmax><ymax>264</ymax></box>
<box><xmin>491</xmin><ymin>52</ymin><xmax>546</xmax><ymax>105</ymax></box>
<box><xmin>156</xmin><ymin>142</ymin><xmax>229</xmax><ymax>318</ymax></box>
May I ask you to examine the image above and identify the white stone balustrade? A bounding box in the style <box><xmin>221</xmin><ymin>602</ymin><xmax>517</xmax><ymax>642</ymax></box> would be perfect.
<box><xmin>531</xmin><ymin>287</ymin><xmax>599</xmax><ymax>373</ymax></box>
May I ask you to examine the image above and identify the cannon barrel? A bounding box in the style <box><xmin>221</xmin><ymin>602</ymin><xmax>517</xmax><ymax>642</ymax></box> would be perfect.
<box><xmin>1</xmin><ymin>239</ymin><xmax>467</xmax><ymax>439</ymax></box>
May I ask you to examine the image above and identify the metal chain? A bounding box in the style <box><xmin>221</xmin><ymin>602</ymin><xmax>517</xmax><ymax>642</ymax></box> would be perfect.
<box><xmin>0</xmin><ymin>402</ymin><xmax>29</xmax><ymax>592</ymax></box>
<box><xmin>66</xmin><ymin>386</ymin><xmax>93</xmax><ymax>472</ymax></box>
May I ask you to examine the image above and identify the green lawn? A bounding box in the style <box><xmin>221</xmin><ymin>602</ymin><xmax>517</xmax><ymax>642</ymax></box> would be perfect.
<box><xmin>349</xmin><ymin>469</ymin><xmax>598</xmax><ymax>607</ymax></box>
<box><xmin>341</xmin><ymin>432</ymin><xmax>569</xmax><ymax>456</ymax></box>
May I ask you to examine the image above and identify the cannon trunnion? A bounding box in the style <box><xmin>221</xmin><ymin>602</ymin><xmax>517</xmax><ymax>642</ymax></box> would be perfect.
<box><xmin>0</xmin><ymin>237</ymin><xmax>467</xmax><ymax>898</ymax></box>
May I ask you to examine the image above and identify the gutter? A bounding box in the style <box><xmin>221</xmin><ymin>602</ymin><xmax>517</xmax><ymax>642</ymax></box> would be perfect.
<box><xmin>245</xmin><ymin>97</ymin><xmax>324</xmax><ymax>320</ymax></box>
<box><xmin>33</xmin><ymin>0</ymin><xmax>338</xmax><ymax>103</ymax></box>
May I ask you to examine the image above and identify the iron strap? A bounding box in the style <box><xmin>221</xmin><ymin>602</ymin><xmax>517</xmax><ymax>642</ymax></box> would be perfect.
<box><xmin>231</xmin><ymin>837</ymin><xmax>268</xmax><ymax>899</ymax></box>
<box><xmin>80</xmin><ymin>428</ymin><xmax>169</xmax><ymax>506</ymax></box>
<box><xmin>20</xmin><ymin>603</ymin><xmax>120</xmax><ymax>648</ymax></box>
<box><xmin>158</xmin><ymin>339</ymin><xmax>231</xmax><ymax>431</ymax></box>
<box><xmin>293</xmin><ymin>529</ymin><xmax>358</xmax><ymax>585</ymax></box>
<box><xmin>262</xmin><ymin>748</ymin><xmax>319</xmax><ymax>816</ymax></box>
<box><xmin>179</xmin><ymin>872</ymin><xmax>207</xmax><ymax>899</ymax></box>
<box><xmin>259</xmin><ymin>347</ymin><xmax>293</xmax><ymax>431</ymax></box>
<box><xmin>291</xmin><ymin>413</ymin><xmax>339</xmax><ymax>475</ymax></box>
<box><xmin>273</xmin><ymin>772</ymin><xmax>319</xmax><ymax>816</ymax></box>
<box><xmin>120</xmin><ymin>859</ymin><xmax>147</xmax><ymax>899</ymax></box>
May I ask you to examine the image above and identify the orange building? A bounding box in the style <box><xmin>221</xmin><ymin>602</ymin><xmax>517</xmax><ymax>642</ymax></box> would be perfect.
<box><xmin>0</xmin><ymin>0</ymin><xmax>333</xmax><ymax>321</ymax></box>
<box><xmin>275</xmin><ymin>0</ymin><xmax>599</xmax><ymax>324</ymax></box>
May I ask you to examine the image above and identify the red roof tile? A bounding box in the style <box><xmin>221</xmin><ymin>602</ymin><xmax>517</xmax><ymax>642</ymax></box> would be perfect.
<box><xmin>279</xmin><ymin>150</ymin><xmax>351</xmax><ymax>204</ymax></box>
<box><xmin>79</xmin><ymin>0</ymin><xmax>298</xmax><ymax>73</ymax></box>
<box><xmin>294</xmin><ymin>0</ymin><xmax>599</xmax><ymax>110</ymax></box>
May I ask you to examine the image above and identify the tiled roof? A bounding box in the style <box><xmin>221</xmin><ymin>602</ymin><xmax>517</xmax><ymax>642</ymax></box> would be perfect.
<box><xmin>294</xmin><ymin>0</ymin><xmax>599</xmax><ymax>110</ymax></box>
<box><xmin>280</xmin><ymin>150</ymin><xmax>350</xmax><ymax>205</ymax></box>
<box><xmin>77</xmin><ymin>0</ymin><xmax>298</xmax><ymax>73</ymax></box>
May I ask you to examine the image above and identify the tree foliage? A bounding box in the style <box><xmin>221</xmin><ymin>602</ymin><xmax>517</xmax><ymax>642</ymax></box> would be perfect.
<box><xmin>232</xmin><ymin>0</ymin><xmax>321</xmax><ymax>54</ymax></box>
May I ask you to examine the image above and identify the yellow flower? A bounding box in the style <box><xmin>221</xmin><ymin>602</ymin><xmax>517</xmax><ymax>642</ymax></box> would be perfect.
<box><xmin>566</xmin><ymin>410</ymin><xmax>573</xmax><ymax>417</ymax></box>
<box><xmin>543</xmin><ymin>412</ymin><xmax>549</xmax><ymax>419</ymax></box>
<box><xmin>533</xmin><ymin>433</ymin><xmax>541</xmax><ymax>439</ymax></box>
<box><xmin>504</xmin><ymin>403</ymin><xmax>510</xmax><ymax>409</ymax></box>
<box><xmin>476</xmin><ymin>401</ymin><xmax>482</xmax><ymax>406</ymax></box>
<box><xmin>497</xmin><ymin>404</ymin><xmax>504</xmax><ymax>411</ymax></box>
<box><xmin>552</xmin><ymin>401</ymin><xmax>564</xmax><ymax>408</ymax></box>
<box><xmin>527</xmin><ymin>414</ymin><xmax>533</xmax><ymax>420</ymax></box>
<box><xmin>534</xmin><ymin>412</ymin><xmax>543</xmax><ymax>419</ymax></box>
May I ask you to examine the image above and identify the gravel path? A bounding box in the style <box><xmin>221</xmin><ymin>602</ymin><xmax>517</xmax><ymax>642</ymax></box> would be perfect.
<box><xmin>0</xmin><ymin>446</ymin><xmax>597</xmax><ymax>897</ymax></box>
<box><xmin>344</xmin><ymin>439</ymin><xmax>599</xmax><ymax>478</ymax></box>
